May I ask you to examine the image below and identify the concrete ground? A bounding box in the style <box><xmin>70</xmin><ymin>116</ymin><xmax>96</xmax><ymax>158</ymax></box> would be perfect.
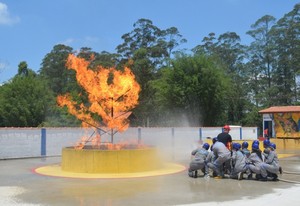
<box><xmin>0</xmin><ymin>150</ymin><xmax>300</xmax><ymax>206</ymax></box>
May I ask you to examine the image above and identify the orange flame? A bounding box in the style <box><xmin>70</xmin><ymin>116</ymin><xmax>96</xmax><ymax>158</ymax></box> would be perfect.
<box><xmin>57</xmin><ymin>54</ymin><xmax>141</xmax><ymax>148</ymax></box>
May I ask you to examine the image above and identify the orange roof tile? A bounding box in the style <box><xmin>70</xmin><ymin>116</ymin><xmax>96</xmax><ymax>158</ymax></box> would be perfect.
<box><xmin>259</xmin><ymin>106</ymin><xmax>300</xmax><ymax>113</ymax></box>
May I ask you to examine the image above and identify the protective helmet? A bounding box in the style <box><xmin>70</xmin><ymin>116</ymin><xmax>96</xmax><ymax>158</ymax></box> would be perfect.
<box><xmin>212</xmin><ymin>137</ymin><xmax>218</xmax><ymax>144</ymax></box>
<box><xmin>263</xmin><ymin>139</ymin><xmax>270</xmax><ymax>147</ymax></box>
<box><xmin>270</xmin><ymin>143</ymin><xmax>276</xmax><ymax>150</ymax></box>
<box><xmin>232</xmin><ymin>142</ymin><xmax>236</xmax><ymax>149</ymax></box>
<box><xmin>242</xmin><ymin>141</ymin><xmax>249</xmax><ymax>149</ymax></box>
<box><xmin>203</xmin><ymin>143</ymin><xmax>210</xmax><ymax>150</ymax></box>
<box><xmin>252</xmin><ymin>140</ymin><xmax>259</xmax><ymax>146</ymax></box>
<box><xmin>252</xmin><ymin>143</ymin><xmax>259</xmax><ymax>150</ymax></box>
<box><xmin>223</xmin><ymin>125</ymin><xmax>231</xmax><ymax>131</ymax></box>
<box><xmin>233</xmin><ymin>143</ymin><xmax>241</xmax><ymax>150</ymax></box>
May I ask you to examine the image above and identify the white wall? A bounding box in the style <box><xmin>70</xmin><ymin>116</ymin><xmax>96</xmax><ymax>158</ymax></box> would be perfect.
<box><xmin>0</xmin><ymin>127</ymin><xmax>258</xmax><ymax>160</ymax></box>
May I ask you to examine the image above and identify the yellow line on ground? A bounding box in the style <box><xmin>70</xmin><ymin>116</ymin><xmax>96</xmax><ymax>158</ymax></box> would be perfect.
<box><xmin>278</xmin><ymin>154</ymin><xmax>296</xmax><ymax>158</ymax></box>
<box><xmin>34</xmin><ymin>163</ymin><xmax>186</xmax><ymax>179</ymax></box>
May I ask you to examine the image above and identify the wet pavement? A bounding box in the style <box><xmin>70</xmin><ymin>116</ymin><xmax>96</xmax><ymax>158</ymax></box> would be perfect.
<box><xmin>0</xmin><ymin>150</ymin><xmax>300</xmax><ymax>206</ymax></box>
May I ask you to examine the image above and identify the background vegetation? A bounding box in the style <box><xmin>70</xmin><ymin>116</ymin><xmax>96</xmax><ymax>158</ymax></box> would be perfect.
<box><xmin>1</xmin><ymin>4</ymin><xmax>300</xmax><ymax>131</ymax></box>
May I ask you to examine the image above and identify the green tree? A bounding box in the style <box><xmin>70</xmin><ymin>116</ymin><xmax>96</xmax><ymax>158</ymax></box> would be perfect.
<box><xmin>192</xmin><ymin>32</ymin><xmax>217</xmax><ymax>56</ymax></box>
<box><xmin>151</xmin><ymin>54</ymin><xmax>230</xmax><ymax>126</ymax></box>
<box><xmin>39</xmin><ymin>44</ymin><xmax>75</xmax><ymax>95</ymax></box>
<box><xmin>39</xmin><ymin>44</ymin><xmax>91</xmax><ymax>126</ymax></box>
<box><xmin>246</xmin><ymin>15</ymin><xmax>277</xmax><ymax>107</ymax></box>
<box><xmin>270</xmin><ymin>3</ymin><xmax>300</xmax><ymax>105</ymax></box>
<box><xmin>116</xmin><ymin>18</ymin><xmax>186</xmax><ymax>126</ymax></box>
<box><xmin>193</xmin><ymin>32</ymin><xmax>248</xmax><ymax>125</ymax></box>
<box><xmin>77</xmin><ymin>47</ymin><xmax>120</xmax><ymax>69</ymax></box>
<box><xmin>18</xmin><ymin>61</ymin><xmax>29</xmax><ymax>76</ymax></box>
<box><xmin>160</xmin><ymin>26</ymin><xmax>187</xmax><ymax>66</ymax></box>
<box><xmin>0</xmin><ymin>67</ymin><xmax>52</xmax><ymax>127</ymax></box>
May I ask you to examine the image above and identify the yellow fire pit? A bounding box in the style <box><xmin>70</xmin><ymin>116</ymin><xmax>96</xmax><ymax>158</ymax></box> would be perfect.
<box><xmin>61</xmin><ymin>146</ymin><xmax>162</xmax><ymax>173</ymax></box>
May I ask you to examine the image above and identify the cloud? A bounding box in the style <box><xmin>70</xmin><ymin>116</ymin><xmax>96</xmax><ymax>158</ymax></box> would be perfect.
<box><xmin>60</xmin><ymin>38</ymin><xmax>75</xmax><ymax>46</ymax></box>
<box><xmin>0</xmin><ymin>60</ymin><xmax>8</xmax><ymax>72</ymax></box>
<box><xmin>0</xmin><ymin>2</ymin><xmax>20</xmax><ymax>25</ymax></box>
<box><xmin>58</xmin><ymin>36</ymin><xmax>100</xmax><ymax>48</ymax></box>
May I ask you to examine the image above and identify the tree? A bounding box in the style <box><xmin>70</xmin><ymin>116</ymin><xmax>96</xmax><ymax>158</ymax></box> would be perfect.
<box><xmin>160</xmin><ymin>26</ymin><xmax>187</xmax><ymax>66</ymax></box>
<box><xmin>116</xmin><ymin>18</ymin><xmax>186</xmax><ymax>126</ymax></box>
<box><xmin>18</xmin><ymin>61</ymin><xmax>29</xmax><ymax>76</ymax></box>
<box><xmin>0</xmin><ymin>68</ymin><xmax>52</xmax><ymax>127</ymax></box>
<box><xmin>192</xmin><ymin>32</ymin><xmax>217</xmax><ymax>56</ymax></box>
<box><xmin>39</xmin><ymin>44</ymin><xmax>75</xmax><ymax>95</ymax></box>
<box><xmin>246</xmin><ymin>15</ymin><xmax>277</xmax><ymax>107</ymax></box>
<box><xmin>77</xmin><ymin>47</ymin><xmax>120</xmax><ymax>69</ymax></box>
<box><xmin>270</xmin><ymin>3</ymin><xmax>300</xmax><ymax>105</ymax></box>
<box><xmin>193</xmin><ymin>32</ymin><xmax>248</xmax><ymax>125</ymax></box>
<box><xmin>150</xmin><ymin>54</ymin><xmax>230</xmax><ymax>126</ymax></box>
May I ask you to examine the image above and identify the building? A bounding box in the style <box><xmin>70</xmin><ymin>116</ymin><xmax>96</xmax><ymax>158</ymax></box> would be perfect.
<box><xmin>259</xmin><ymin>106</ymin><xmax>300</xmax><ymax>139</ymax></box>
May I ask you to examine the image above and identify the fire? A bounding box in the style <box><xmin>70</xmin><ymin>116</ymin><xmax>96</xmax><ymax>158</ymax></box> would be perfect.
<box><xmin>57</xmin><ymin>54</ymin><xmax>141</xmax><ymax>149</ymax></box>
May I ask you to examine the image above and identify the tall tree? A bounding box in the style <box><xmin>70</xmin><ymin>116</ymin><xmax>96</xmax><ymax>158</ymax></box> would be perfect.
<box><xmin>18</xmin><ymin>61</ymin><xmax>29</xmax><ymax>76</ymax></box>
<box><xmin>193</xmin><ymin>32</ymin><xmax>248</xmax><ymax>125</ymax></box>
<box><xmin>116</xmin><ymin>18</ymin><xmax>186</xmax><ymax>126</ymax></box>
<box><xmin>192</xmin><ymin>32</ymin><xmax>217</xmax><ymax>56</ymax></box>
<box><xmin>270</xmin><ymin>3</ymin><xmax>300</xmax><ymax>105</ymax></box>
<box><xmin>246</xmin><ymin>15</ymin><xmax>277</xmax><ymax>107</ymax></box>
<box><xmin>39</xmin><ymin>44</ymin><xmax>75</xmax><ymax>95</ymax></box>
<box><xmin>76</xmin><ymin>47</ymin><xmax>120</xmax><ymax>69</ymax></box>
<box><xmin>160</xmin><ymin>26</ymin><xmax>187</xmax><ymax>66</ymax></box>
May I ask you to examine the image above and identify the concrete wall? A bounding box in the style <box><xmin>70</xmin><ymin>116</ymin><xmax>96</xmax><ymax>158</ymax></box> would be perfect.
<box><xmin>0</xmin><ymin>127</ymin><xmax>258</xmax><ymax>160</ymax></box>
<box><xmin>0</xmin><ymin>128</ymin><xmax>41</xmax><ymax>159</ymax></box>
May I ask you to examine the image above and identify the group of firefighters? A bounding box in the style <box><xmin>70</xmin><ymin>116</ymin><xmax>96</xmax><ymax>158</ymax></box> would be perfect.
<box><xmin>188</xmin><ymin>125</ymin><xmax>282</xmax><ymax>181</ymax></box>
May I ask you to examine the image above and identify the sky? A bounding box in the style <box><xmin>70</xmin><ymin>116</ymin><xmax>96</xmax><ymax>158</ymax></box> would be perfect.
<box><xmin>0</xmin><ymin>0</ymin><xmax>299</xmax><ymax>84</ymax></box>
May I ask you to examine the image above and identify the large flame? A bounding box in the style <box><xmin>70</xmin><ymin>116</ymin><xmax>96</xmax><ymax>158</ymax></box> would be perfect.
<box><xmin>57</xmin><ymin>54</ymin><xmax>141</xmax><ymax>148</ymax></box>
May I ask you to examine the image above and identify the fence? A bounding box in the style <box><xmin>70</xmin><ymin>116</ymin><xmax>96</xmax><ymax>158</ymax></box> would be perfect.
<box><xmin>0</xmin><ymin>127</ymin><xmax>258</xmax><ymax>160</ymax></box>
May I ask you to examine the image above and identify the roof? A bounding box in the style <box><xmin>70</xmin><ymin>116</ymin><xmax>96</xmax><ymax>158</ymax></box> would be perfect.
<box><xmin>259</xmin><ymin>106</ymin><xmax>300</xmax><ymax>113</ymax></box>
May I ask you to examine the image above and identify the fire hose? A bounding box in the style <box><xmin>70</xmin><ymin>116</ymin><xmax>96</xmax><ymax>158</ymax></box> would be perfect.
<box><xmin>278</xmin><ymin>170</ymin><xmax>300</xmax><ymax>184</ymax></box>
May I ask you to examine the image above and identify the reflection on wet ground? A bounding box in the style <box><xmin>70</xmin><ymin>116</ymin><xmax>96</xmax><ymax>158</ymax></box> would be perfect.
<box><xmin>0</xmin><ymin>151</ymin><xmax>299</xmax><ymax>206</ymax></box>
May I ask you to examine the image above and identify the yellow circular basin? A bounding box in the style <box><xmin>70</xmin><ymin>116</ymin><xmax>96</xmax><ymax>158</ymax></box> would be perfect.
<box><xmin>61</xmin><ymin>146</ymin><xmax>162</xmax><ymax>173</ymax></box>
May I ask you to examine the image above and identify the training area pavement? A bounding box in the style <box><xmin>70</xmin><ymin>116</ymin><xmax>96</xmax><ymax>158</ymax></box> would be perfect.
<box><xmin>1</xmin><ymin>150</ymin><xmax>300</xmax><ymax>206</ymax></box>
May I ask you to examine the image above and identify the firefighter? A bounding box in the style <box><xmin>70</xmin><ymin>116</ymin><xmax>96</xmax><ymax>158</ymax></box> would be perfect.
<box><xmin>260</xmin><ymin>143</ymin><xmax>281</xmax><ymax>181</ymax></box>
<box><xmin>188</xmin><ymin>143</ymin><xmax>210</xmax><ymax>178</ymax></box>
<box><xmin>217</xmin><ymin>125</ymin><xmax>232</xmax><ymax>150</ymax></box>
<box><xmin>207</xmin><ymin>140</ymin><xmax>231</xmax><ymax>179</ymax></box>
<box><xmin>217</xmin><ymin>125</ymin><xmax>233</xmax><ymax>175</ymax></box>
<box><xmin>230</xmin><ymin>143</ymin><xmax>248</xmax><ymax>180</ymax></box>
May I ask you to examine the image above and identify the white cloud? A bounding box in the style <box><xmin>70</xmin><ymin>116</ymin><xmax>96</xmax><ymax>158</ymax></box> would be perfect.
<box><xmin>60</xmin><ymin>38</ymin><xmax>75</xmax><ymax>46</ymax></box>
<box><xmin>0</xmin><ymin>2</ymin><xmax>20</xmax><ymax>25</ymax></box>
<box><xmin>0</xmin><ymin>60</ymin><xmax>8</xmax><ymax>71</ymax></box>
<box><xmin>58</xmin><ymin>36</ymin><xmax>99</xmax><ymax>48</ymax></box>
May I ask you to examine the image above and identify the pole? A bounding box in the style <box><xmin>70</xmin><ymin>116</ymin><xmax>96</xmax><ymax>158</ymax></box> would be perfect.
<box><xmin>111</xmin><ymin>97</ymin><xmax>114</xmax><ymax>143</ymax></box>
<box><xmin>172</xmin><ymin>128</ymin><xmax>175</xmax><ymax>160</ymax></box>
<box><xmin>199</xmin><ymin>127</ymin><xmax>202</xmax><ymax>141</ymax></box>
<box><xmin>240</xmin><ymin>127</ymin><xmax>242</xmax><ymax>140</ymax></box>
<box><xmin>41</xmin><ymin>128</ymin><xmax>46</xmax><ymax>156</ymax></box>
<box><xmin>138</xmin><ymin>127</ymin><xmax>141</xmax><ymax>144</ymax></box>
